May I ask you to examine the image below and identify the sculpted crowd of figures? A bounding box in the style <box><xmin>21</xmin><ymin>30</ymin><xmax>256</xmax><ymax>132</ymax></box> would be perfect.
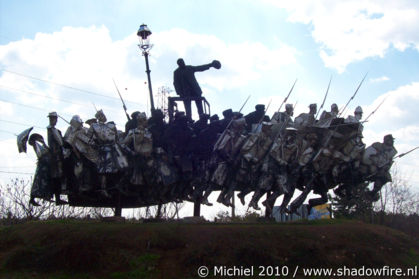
<box><xmin>18</xmin><ymin>102</ymin><xmax>398</xmax><ymax>215</ymax></box>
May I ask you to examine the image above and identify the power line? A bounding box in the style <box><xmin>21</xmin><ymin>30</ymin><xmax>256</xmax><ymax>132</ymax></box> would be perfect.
<box><xmin>0</xmin><ymin>129</ymin><xmax>17</xmax><ymax>135</ymax></box>
<box><xmin>0</xmin><ymin>119</ymin><xmax>44</xmax><ymax>129</ymax></box>
<box><xmin>0</xmin><ymin>68</ymin><xmax>142</xmax><ymax>106</ymax></box>
<box><xmin>0</xmin><ymin>84</ymin><xmax>121</xmax><ymax>113</ymax></box>
<box><xmin>0</xmin><ymin>166</ymin><xmax>34</xmax><ymax>169</ymax></box>
<box><xmin>1</xmin><ymin>84</ymin><xmax>91</xmax><ymax>106</ymax></box>
<box><xmin>0</xmin><ymin>170</ymin><xmax>33</xmax><ymax>175</ymax></box>
<box><xmin>0</xmin><ymin>96</ymin><xmax>68</xmax><ymax>115</ymax></box>
<box><xmin>0</xmin><ymin>97</ymin><xmax>131</xmax><ymax>129</ymax></box>
<box><xmin>0</xmin><ymin>95</ymin><xmax>135</xmax><ymax>129</ymax></box>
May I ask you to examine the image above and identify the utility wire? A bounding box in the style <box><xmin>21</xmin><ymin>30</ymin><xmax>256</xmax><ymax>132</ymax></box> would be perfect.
<box><xmin>0</xmin><ymin>96</ymin><xmax>131</xmax><ymax>127</ymax></box>
<box><xmin>0</xmin><ymin>84</ymin><xmax>121</xmax><ymax>113</ymax></box>
<box><xmin>0</xmin><ymin>69</ymin><xmax>142</xmax><ymax>106</ymax></box>
<box><xmin>0</xmin><ymin>170</ymin><xmax>33</xmax><ymax>175</ymax></box>
<box><xmin>0</xmin><ymin>96</ymin><xmax>62</xmax><ymax>113</ymax></box>
<box><xmin>0</xmin><ymin>119</ymin><xmax>44</xmax><ymax>129</ymax></box>
<box><xmin>0</xmin><ymin>129</ymin><xmax>17</xmax><ymax>135</ymax></box>
<box><xmin>0</xmin><ymin>96</ymin><xmax>73</xmax><ymax>117</ymax></box>
<box><xmin>0</xmin><ymin>166</ymin><xmax>34</xmax><ymax>169</ymax></box>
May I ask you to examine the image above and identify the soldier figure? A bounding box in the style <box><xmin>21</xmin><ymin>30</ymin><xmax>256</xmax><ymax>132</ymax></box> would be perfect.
<box><xmin>317</xmin><ymin>103</ymin><xmax>338</xmax><ymax>127</ymax></box>
<box><xmin>288</xmin><ymin>132</ymin><xmax>319</xmax><ymax>213</ymax></box>
<box><xmin>236</xmin><ymin>122</ymin><xmax>274</xmax><ymax>206</ymax></box>
<box><xmin>28</xmin><ymin>134</ymin><xmax>51</xmax><ymax>206</ymax></box>
<box><xmin>209</xmin><ymin>114</ymin><xmax>219</xmax><ymax>123</ymax></box>
<box><xmin>251</xmin><ymin>127</ymin><xmax>299</xmax><ymax>210</ymax></box>
<box><xmin>64</xmin><ymin>115</ymin><xmax>99</xmax><ymax>194</ymax></box>
<box><xmin>64</xmin><ymin>115</ymin><xmax>93</xmax><ymax>159</ymax></box>
<box><xmin>125</xmin><ymin>111</ymin><xmax>141</xmax><ymax>134</ymax></box>
<box><xmin>294</xmin><ymin>103</ymin><xmax>317</xmax><ymax>129</ymax></box>
<box><xmin>148</xmin><ymin>109</ymin><xmax>167</xmax><ymax>149</ymax></box>
<box><xmin>163</xmin><ymin>113</ymin><xmax>195</xmax><ymax>198</ymax></box>
<box><xmin>341</xmin><ymin>105</ymin><xmax>365</xmax><ymax>166</ymax></box>
<box><xmin>345</xmin><ymin>106</ymin><xmax>363</xmax><ymax>124</ymax></box>
<box><xmin>305</xmin><ymin>142</ymin><xmax>351</xmax><ymax>213</ymax></box>
<box><xmin>89</xmin><ymin>109</ymin><xmax>128</xmax><ymax>197</ymax></box>
<box><xmin>244</xmin><ymin>104</ymin><xmax>270</xmax><ymax>132</ymax></box>
<box><xmin>271</xmin><ymin>103</ymin><xmax>294</xmax><ymax>137</ymax></box>
<box><xmin>212</xmin><ymin>118</ymin><xmax>248</xmax><ymax>206</ymax></box>
<box><xmin>219</xmin><ymin>109</ymin><xmax>233</xmax><ymax>130</ymax></box>
<box><xmin>327</xmin><ymin>103</ymin><xmax>338</xmax><ymax>118</ymax></box>
<box><xmin>271</xmin><ymin>103</ymin><xmax>294</xmax><ymax>125</ymax></box>
<box><xmin>362</xmin><ymin>134</ymin><xmax>397</xmax><ymax>200</ymax></box>
<box><xmin>122</xmin><ymin>113</ymin><xmax>153</xmax><ymax>186</ymax></box>
<box><xmin>192</xmin><ymin>113</ymin><xmax>210</xmax><ymax>134</ymax></box>
<box><xmin>173</xmin><ymin>58</ymin><xmax>221</xmax><ymax>119</ymax></box>
<box><xmin>47</xmin><ymin>112</ymin><xmax>67</xmax><ymax>205</ymax></box>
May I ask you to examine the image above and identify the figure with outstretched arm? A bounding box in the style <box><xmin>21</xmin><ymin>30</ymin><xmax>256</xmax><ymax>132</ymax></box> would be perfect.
<box><xmin>173</xmin><ymin>58</ymin><xmax>221</xmax><ymax>120</ymax></box>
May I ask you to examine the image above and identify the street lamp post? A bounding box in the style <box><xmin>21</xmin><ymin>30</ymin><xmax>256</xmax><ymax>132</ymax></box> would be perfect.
<box><xmin>137</xmin><ymin>23</ymin><xmax>155</xmax><ymax>113</ymax></box>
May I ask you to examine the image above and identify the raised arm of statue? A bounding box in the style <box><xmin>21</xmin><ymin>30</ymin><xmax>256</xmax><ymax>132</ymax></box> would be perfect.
<box><xmin>191</xmin><ymin>63</ymin><xmax>212</xmax><ymax>72</ymax></box>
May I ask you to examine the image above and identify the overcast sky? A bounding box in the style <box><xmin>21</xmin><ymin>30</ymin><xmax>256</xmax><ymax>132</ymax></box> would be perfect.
<box><xmin>1</xmin><ymin>0</ymin><xmax>419</xmax><ymax>218</ymax></box>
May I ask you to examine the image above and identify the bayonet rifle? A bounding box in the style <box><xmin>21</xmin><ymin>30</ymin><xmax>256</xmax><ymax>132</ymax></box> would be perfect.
<box><xmin>315</xmin><ymin>75</ymin><xmax>332</xmax><ymax>119</ymax></box>
<box><xmin>338</xmin><ymin>72</ymin><xmax>368</xmax><ymax>117</ymax></box>
<box><xmin>113</xmin><ymin>78</ymin><xmax>130</xmax><ymax>121</ymax></box>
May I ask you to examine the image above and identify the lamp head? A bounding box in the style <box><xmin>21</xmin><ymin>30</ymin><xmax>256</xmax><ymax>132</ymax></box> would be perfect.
<box><xmin>137</xmin><ymin>24</ymin><xmax>152</xmax><ymax>50</ymax></box>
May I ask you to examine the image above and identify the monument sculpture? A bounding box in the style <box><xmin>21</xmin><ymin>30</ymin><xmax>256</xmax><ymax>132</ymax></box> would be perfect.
<box><xmin>16</xmin><ymin>57</ymin><xmax>417</xmax><ymax>217</ymax></box>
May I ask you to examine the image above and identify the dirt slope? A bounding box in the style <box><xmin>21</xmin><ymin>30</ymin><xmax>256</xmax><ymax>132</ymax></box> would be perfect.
<box><xmin>0</xmin><ymin>219</ymin><xmax>417</xmax><ymax>278</ymax></box>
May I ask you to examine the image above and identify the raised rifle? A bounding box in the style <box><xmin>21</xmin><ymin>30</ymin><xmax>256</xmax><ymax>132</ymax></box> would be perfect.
<box><xmin>92</xmin><ymin>102</ymin><xmax>98</xmax><ymax>112</ymax></box>
<box><xmin>261</xmin><ymin>82</ymin><xmax>299</xmax><ymax>166</ymax></box>
<box><xmin>365</xmin><ymin>146</ymin><xmax>418</xmax><ymax>180</ymax></box>
<box><xmin>396</xmin><ymin>146</ymin><xmax>419</xmax><ymax>159</ymax></box>
<box><xmin>272</xmin><ymin>80</ymin><xmax>299</xmax><ymax>137</ymax></box>
<box><xmin>363</xmin><ymin>97</ymin><xmax>386</xmax><ymax>122</ymax></box>
<box><xmin>276</xmin><ymin>79</ymin><xmax>297</xmax><ymax>114</ymax></box>
<box><xmin>57</xmin><ymin>114</ymin><xmax>70</xmax><ymax>124</ymax></box>
<box><xmin>338</xmin><ymin>72</ymin><xmax>368</xmax><ymax>117</ymax></box>
<box><xmin>113</xmin><ymin>78</ymin><xmax>130</xmax><ymax>121</ymax></box>
<box><xmin>315</xmin><ymin>75</ymin><xmax>332</xmax><ymax>119</ymax></box>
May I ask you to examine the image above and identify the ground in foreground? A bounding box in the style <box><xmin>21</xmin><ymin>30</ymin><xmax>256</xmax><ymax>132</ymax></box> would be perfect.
<box><xmin>0</xmin><ymin>219</ymin><xmax>417</xmax><ymax>278</ymax></box>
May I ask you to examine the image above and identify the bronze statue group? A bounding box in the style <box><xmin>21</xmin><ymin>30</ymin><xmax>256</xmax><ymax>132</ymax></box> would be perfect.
<box><xmin>17</xmin><ymin>59</ymin><xmax>401</xmax><ymax>215</ymax></box>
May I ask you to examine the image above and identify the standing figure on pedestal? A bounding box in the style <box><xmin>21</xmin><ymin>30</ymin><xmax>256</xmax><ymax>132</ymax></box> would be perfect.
<box><xmin>173</xmin><ymin>58</ymin><xmax>221</xmax><ymax>120</ymax></box>
<box><xmin>47</xmin><ymin>112</ymin><xmax>67</xmax><ymax>205</ymax></box>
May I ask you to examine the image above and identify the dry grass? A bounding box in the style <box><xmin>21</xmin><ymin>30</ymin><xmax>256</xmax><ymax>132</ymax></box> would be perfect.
<box><xmin>0</xmin><ymin>219</ymin><xmax>417</xmax><ymax>278</ymax></box>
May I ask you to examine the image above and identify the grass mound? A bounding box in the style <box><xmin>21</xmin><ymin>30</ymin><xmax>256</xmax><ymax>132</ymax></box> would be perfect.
<box><xmin>0</xmin><ymin>219</ymin><xmax>417</xmax><ymax>278</ymax></box>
